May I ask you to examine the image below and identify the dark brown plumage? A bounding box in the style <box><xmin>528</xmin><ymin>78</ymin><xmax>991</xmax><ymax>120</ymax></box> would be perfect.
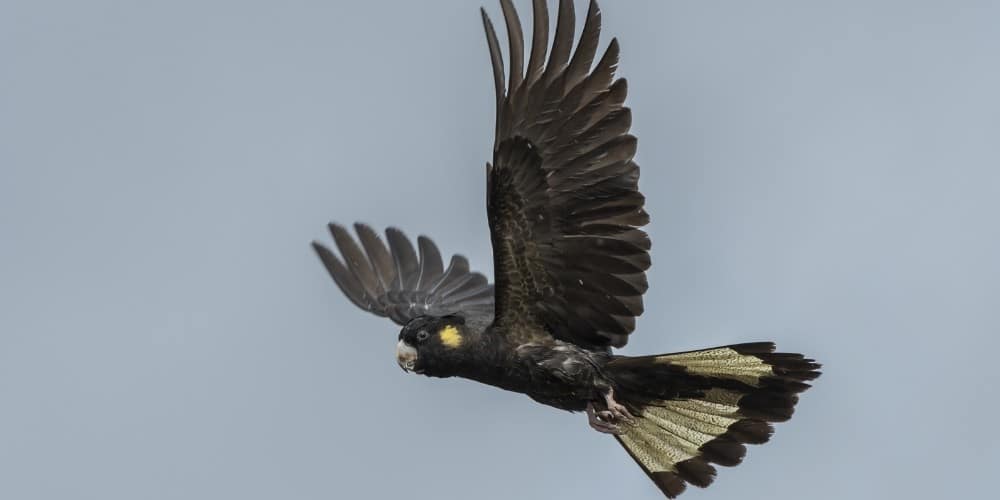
<box><xmin>312</xmin><ymin>223</ymin><xmax>494</xmax><ymax>325</ymax></box>
<box><xmin>312</xmin><ymin>1</ymin><xmax>820</xmax><ymax>497</ymax></box>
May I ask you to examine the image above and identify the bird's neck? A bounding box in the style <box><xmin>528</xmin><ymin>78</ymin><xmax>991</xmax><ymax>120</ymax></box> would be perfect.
<box><xmin>434</xmin><ymin>329</ymin><xmax>512</xmax><ymax>383</ymax></box>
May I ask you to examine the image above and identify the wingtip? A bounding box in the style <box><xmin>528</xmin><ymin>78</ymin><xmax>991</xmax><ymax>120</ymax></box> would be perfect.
<box><xmin>352</xmin><ymin>221</ymin><xmax>376</xmax><ymax>235</ymax></box>
<box><xmin>310</xmin><ymin>240</ymin><xmax>329</xmax><ymax>253</ymax></box>
<box><xmin>311</xmin><ymin>240</ymin><xmax>335</xmax><ymax>260</ymax></box>
<box><xmin>588</xmin><ymin>0</ymin><xmax>601</xmax><ymax>18</ymax></box>
<box><xmin>480</xmin><ymin>7</ymin><xmax>497</xmax><ymax>42</ymax></box>
<box><xmin>385</xmin><ymin>226</ymin><xmax>408</xmax><ymax>239</ymax></box>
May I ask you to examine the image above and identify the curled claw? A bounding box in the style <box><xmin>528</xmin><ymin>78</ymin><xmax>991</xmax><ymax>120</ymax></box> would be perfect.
<box><xmin>585</xmin><ymin>388</ymin><xmax>635</xmax><ymax>434</ymax></box>
<box><xmin>604</xmin><ymin>387</ymin><xmax>635</xmax><ymax>423</ymax></box>
<box><xmin>586</xmin><ymin>402</ymin><xmax>622</xmax><ymax>434</ymax></box>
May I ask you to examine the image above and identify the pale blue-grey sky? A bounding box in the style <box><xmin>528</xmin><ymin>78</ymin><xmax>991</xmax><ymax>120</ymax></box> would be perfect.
<box><xmin>2</xmin><ymin>1</ymin><xmax>998</xmax><ymax>499</ymax></box>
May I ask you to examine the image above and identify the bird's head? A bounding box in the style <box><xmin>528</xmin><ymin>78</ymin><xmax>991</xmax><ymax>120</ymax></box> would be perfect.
<box><xmin>396</xmin><ymin>315</ymin><xmax>470</xmax><ymax>377</ymax></box>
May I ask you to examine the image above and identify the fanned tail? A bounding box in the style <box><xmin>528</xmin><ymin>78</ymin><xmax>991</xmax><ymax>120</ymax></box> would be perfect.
<box><xmin>605</xmin><ymin>342</ymin><xmax>821</xmax><ymax>498</ymax></box>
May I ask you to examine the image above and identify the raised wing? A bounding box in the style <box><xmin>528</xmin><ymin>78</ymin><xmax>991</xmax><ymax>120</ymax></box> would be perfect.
<box><xmin>313</xmin><ymin>223</ymin><xmax>494</xmax><ymax>325</ymax></box>
<box><xmin>482</xmin><ymin>0</ymin><xmax>650</xmax><ymax>350</ymax></box>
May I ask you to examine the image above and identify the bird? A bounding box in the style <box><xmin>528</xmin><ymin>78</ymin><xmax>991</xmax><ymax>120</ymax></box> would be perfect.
<box><xmin>311</xmin><ymin>1</ymin><xmax>820</xmax><ymax>497</ymax></box>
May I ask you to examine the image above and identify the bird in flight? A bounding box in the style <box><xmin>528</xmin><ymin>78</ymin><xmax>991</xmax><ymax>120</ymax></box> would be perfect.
<box><xmin>313</xmin><ymin>1</ymin><xmax>820</xmax><ymax>497</ymax></box>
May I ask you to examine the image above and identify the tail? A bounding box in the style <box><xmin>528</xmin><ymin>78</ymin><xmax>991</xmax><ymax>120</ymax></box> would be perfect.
<box><xmin>604</xmin><ymin>342</ymin><xmax>821</xmax><ymax>498</ymax></box>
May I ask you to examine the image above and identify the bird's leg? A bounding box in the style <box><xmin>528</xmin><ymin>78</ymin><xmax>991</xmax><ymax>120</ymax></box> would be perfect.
<box><xmin>603</xmin><ymin>387</ymin><xmax>634</xmax><ymax>422</ymax></box>
<box><xmin>586</xmin><ymin>402</ymin><xmax>622</xmax><ymax>434</ymax></box>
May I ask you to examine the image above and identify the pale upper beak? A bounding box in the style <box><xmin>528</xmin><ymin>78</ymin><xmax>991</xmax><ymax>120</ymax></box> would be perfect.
<box><xmin>396</xmin><ymin>339</ymin><xmax>418</xmax><ymax>372</ymax></box>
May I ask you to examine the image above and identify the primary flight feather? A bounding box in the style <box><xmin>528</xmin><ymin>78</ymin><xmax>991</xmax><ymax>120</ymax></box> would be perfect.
<box><xmin>312</xmin><ymin>1</ymin><xmax>820</xmax><ymax>497</ymax></box>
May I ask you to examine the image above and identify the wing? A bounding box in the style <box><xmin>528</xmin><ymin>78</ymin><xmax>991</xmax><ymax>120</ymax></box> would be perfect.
<box><xmin>482</xmin><ymin>0</ymin><xmax>650</xmax><ymax>350</ymax></box>
<box><xmin>312</xmin><ymin>223</ymin><xmax>494</xmax><ymax>325</ymax></box>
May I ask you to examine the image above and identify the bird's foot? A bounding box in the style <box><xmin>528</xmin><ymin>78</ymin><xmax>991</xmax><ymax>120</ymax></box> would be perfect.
<box><xmin>586</xmin><ymin>402</ymin><xmax>622</xmax><ymax>434</ymax></box>
<box><xmin>603</xmin><ymin>387</ymin><xmax>635</xmax><ymax>422</ymax></box>
<box><xmin>586</xmin><ymin>388</ymin><xmax>635</xmax><ymax>435</ymax></box>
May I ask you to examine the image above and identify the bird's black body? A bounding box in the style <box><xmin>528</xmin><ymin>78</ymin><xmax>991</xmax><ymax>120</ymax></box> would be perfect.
<box><xmin>313</xmin><ymin>1</ymin><xmax>820</xmax><ymax>497</ymax></box>
<box><xmin>401</xmin><ymin>314</ymin><xmax>613</xmax><ymax>411</ymax></box>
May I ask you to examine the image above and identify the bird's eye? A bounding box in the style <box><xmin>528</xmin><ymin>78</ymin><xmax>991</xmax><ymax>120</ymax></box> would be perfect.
<box><xmin>416</xmin><ymin>330</ymin><xmax>429</xmax><ymax>341</ymax></box>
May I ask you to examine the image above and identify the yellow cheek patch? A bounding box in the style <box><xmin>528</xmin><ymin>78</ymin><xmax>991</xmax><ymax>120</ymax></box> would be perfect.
<box><xmin>438</xmin><ymin>325</ymin><xmax>463</xmax><ymax>348</ymax></box>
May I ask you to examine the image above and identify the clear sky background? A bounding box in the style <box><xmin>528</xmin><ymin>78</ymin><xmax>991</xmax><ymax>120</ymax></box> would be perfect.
<box><xmin>2</xmin><ymin>1</ymin><xmax>998</xmax><ymax>499</ymax></box>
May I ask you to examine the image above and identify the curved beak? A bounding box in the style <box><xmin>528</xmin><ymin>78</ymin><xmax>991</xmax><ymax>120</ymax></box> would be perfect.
<box><xmin>396</xmin><ymin>340</ymin><xmax>418</xmax><ymax>372</ymax></box>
